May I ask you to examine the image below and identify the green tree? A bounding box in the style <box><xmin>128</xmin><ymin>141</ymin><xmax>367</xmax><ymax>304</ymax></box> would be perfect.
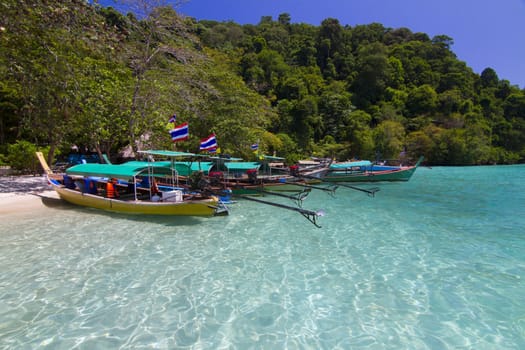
<box><xmin>463</xmin><ymin>113</ymin><xmax>492</xmax><ymax>164</ymax></box>
<box><xmin>406</xmin><ymin>130</ymin><xmax>434</xmax><ymax>160</ymax></box>
<box><xmin>480</xmin><ymin>67</ymin><xmax>499</xmax><ymax>88</ymax></box>
<box><xmin>405</xmin><ymin>84</ymin><xmax>438</xmax><ymax>117</ymax></box>
<box><xmin>1</xmin><ymin>0</ymin><xmax>115</xmax><ymax>163</ymax></box>
<box><xmin>503</xmin><ymin>93</ymin><xmax>525</xmax><ymax>120</ymax></box>
<box><xmin>433</xmin><ymin>128</ymin><xmax>468</xmax><ymax>165</ymax></box>
<box><xmin>373</xmin><ymin>120</ymin><xmax>405</xmax><ymax>159</ymax></box>
<box><xmin>256</xmin><ymin>49</ymin><xmax>289</xmax><ymax>97</ymax></box>
<box><xmin>6</xmin><ymin>140</ymin><xmax>44</xmax><ymax>174</ymax></box>
<box><xmin>351</xmin><ymin>43</ymin><xmax>391</xmax><ymax>108</ymax></box>
<box><xmin>74</xmin><ymin>58</ymin><xmax>133</xmax><ymax>159</ymax></box>
<box><xmin>3</xmin><ymin>1</ymin><xmax>524</xmax><ymax>166</ymax></box>
<box><xmin>291</xmin><ymin>96</ymin><xmax>319</xmax><ymax>151</ymax></box>
<box><xmin>318</xmin><ymin>81</ymin><xmax>354</xmax><ymax>141</ymax></box>
<box><xmin>316</xmin><ymin>18</ymin><xmax>343</xmax><ymax>71</ymax></box>
<box><xmin>120</xmin><ymin>4</ymin><xmax>197</xmax><ymax>156</ymax></box>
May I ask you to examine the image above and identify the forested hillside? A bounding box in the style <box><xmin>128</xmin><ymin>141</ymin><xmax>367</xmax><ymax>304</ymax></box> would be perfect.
<box><xmin>1</xmin><ymin>0</ymin><xmax>524</xmax><ymax>168</ymax></box>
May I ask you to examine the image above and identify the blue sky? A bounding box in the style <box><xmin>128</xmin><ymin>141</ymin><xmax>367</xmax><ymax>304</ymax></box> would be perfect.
<box><xmin>103</xmin><ymin>0</ymin><xmax>525</xmax><ymax>87</ymax></box>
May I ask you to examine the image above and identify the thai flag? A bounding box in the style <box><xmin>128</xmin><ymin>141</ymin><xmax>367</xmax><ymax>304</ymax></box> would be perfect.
<box><xmin>251</xmin><ymin>143</ymin><xmax>259</xmax><ymax>151</ymax></box>
<box><xmin>168</xmin><ymin>113</ymin><xmax>177</xmax><ymax>123</ymax></box>
<box><xmin>170</xmin><ymin>122</ymin><xmax>189</xmax><ymax>142</ymax></box>
<box><xmin>200</xmin><ymin>134</ymin><xmax>218</xmax><ymax>151</ymax></box>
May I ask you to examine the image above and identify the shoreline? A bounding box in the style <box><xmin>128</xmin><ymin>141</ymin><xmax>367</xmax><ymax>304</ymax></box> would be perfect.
<box><xmin>0</xmin><ymin>175</ymin><xmax>59</xmax><ymax>216</ymax></box>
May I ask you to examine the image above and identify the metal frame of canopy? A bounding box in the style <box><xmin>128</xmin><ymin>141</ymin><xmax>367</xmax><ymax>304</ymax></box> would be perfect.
<box><xmin>137</xmin><ymin>150</ymin><xmax>215</xmax><ymax>175</ymax></box>
<box><xmin>138</xmin><ymin>150</ymin><xmax>192</xmax><ymax>189</ymax></box>
<box><xmin>259</xmin><ymin>154</ymin><xmax>287</xmax><ymax>177</ymax></box>
<box><xmin>65</xmin><ymin>162</ymin><xmax>182</xmax><ymax>201</ymax></box>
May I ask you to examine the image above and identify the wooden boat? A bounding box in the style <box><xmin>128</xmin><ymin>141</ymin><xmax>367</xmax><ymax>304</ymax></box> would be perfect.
<box><xmin>36</xmin><ymin>151</ymin><xmax>228</xmax><ymax>216</ymax></box>
<box><xmin>305</xmin><ymin>156</ymin><xmax>424</xmax><ymax>182</ymax></box>
<box><xmin>205</xmin><ymin>159</ymin><xmax>319</xmax><ymax>195</ymax></box>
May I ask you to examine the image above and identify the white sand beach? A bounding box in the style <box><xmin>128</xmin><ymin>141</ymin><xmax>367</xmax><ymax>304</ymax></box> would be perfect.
<box><xmin>0</xmin><ymin>175</ymin><xmax>59</xmax><ymax>215</ymax></box>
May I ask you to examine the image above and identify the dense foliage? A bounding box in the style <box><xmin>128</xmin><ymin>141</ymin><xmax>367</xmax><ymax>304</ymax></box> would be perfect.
<box><xmin>1</xmin><ymin>1</ymin><xmax>524</xmax><ymax>167</ymax></box>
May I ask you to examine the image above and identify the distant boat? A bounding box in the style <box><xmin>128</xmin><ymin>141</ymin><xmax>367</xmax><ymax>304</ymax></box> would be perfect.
<box><xmin>305</xmin><ymin>156</ymin><xmax>424</xmax><ymax>182</ymax></box>
<box><xmin>36</xmin><ymin>151</ymin><xmax>228</xmax><ymax>216</ymax></box>
<box><xmin>206</xmin><ymin>157</ymin><xmax>319</xmax><ymax>195</ymax></box>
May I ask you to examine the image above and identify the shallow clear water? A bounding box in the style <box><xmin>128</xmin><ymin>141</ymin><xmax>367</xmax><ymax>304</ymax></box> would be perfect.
<box><xmin>1</xmin><ymin>165</ymin><xmax>524</xmax><ymax>349</ymax></box>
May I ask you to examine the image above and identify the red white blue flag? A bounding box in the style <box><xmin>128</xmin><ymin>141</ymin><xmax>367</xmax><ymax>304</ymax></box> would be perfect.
<box><xmin>199</xmin><ymin>134</ymin><xmax>218</xmax><ymax>151</ymax></box>
<box><xmin>168</xmin><ymin>113</ymin><xmax>177</xmax><ymax>124</ymax></box>
<box><xmin>170</xmin><ymin>122</ymin><xmax>189</xmax><ymax>142</ymax></box>
<box><xmin>251</xmin><ymin>143</ymin><xmax>259</xmax><ymax>151</ymax></box>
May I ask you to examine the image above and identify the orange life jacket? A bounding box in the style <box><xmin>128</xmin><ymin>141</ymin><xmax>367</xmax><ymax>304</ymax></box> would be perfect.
<box><xmin>106</xmin><ymin>182</ymin><xmax>118</xmax><ymax>198</ymax></box>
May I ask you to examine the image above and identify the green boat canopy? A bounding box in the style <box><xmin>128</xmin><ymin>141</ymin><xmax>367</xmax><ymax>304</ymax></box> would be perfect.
<box><xmin>122</xmin><ymin>161</ymin><xmax>190</xmax><ymax>176</ymax></box>
<box><xmin>134</xmin><ymin>150</ymin><xmax>215</xmax><ymax>175</ymax></box>
<box><xmin>330</xmin><ymin>160</ymin><xmax>372</xmax><ymax>169</ymax></box>
<box><xmin>178</xmin><ymin>161</ymin><xmax>214</xmax><ymax>175</ymax></box>
<box><xmin>66</xmin><ymin>160</ymin><xmax>215</xmax><ymax>179</ymax></box>
<box><xmin>67</xmin><ymin>163</ymin><xmax>147</xmax><ymax>179</ymax></box>
<box><xmin>224</xmin><ymin>162</ymin><xmax>261</xmax><ymax>171</ymax></box>
<box><xmin>122</xmin><ymin>160</ymin><xmax>214</xmax><ymax>176</ymax></box>
<box><xmin>65</xmin><ymin>163</ymin><xmax>183</xmax><ymax>180</ymax></box>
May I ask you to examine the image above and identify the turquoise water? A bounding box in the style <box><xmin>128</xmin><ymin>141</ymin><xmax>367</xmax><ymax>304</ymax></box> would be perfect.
<box><xmin>1</xmin><ymin>165</ymin><xmax>524</xmax><ymax>349</ymax></box>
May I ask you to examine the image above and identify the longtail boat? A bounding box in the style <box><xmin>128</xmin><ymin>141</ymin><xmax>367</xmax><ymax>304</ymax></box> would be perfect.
<box><xmin>305</xmin><ymin>156</ymin><xmax>424</xmax><ymax>182</ymax></box>
<box><xmin>36</xmin><ymin>151</ymin><xmax>228</xmax><ymax>216</ymax></box>
<box><xmin>204</xmin><ymin>156</ymin><xmax>320</xmax><ymax>195</ymax></box>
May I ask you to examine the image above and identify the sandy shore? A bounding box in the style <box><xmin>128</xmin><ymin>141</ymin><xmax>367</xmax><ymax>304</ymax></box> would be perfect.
<box><xmin>0</xmin><ymin>175</ymin><xmax>59</xmax><ymax>216</ymax></box>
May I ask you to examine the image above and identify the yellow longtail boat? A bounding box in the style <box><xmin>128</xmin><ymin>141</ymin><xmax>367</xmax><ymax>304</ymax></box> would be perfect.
<box><xmin>36</xmin><ymin>151</ymin><xmax>228</xmax><ymax>217</ymax></box>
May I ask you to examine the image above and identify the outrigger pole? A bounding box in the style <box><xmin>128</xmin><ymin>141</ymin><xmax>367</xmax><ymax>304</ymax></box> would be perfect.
<box><xmin>299</xmin><ymin>174</ymin><xmax>379</xmax><ymax>197</ymax></box>
<box><xmin>282</xmin><ymin>182</ymin><xmax>338</xmax><ymax>197</ymax></box>
<box><xmin>241</xmin><ymin>187</ymin><xmax>311</xmax><ymax>207</ymax></box>
<box><xmin>203</xmin><ymin>187</ymin><xmax>323</xmax><ymax>227</ymax></box>
<box><xmin>330</xmin><ymin>182</ymin><xmax>379</xmax><ymax>197</ymax></box>
<box><xmin>201</xmin><ymin>187</ymin><xmax>310</xmax><ymax>208</ymax></box>
<box><xmin>239</xmin><ymin>195</ymin><xmax>324</xmax><ymax>228</ymax></box>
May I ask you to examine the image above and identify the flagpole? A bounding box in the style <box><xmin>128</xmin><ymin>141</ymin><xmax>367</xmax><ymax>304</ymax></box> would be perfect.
<box><xmin>169</xmin><ymin>113</ymin><xmax>177</xmax><ymax>152</ymax></box>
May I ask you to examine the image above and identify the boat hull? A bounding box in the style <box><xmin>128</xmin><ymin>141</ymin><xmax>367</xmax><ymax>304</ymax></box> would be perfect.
<box><xmin>321</xmin><ymin>166</ymin><xmax>417</xmax><ymax>182</ymax></box>
<box><xmin>227</xmin><ymin>178</ymin><xmax>319</xmax><ymax>195</ymax></box>
<box><xmin>53</xmin><ymin>184</ymin><xmax>218</xmax><ymax>216</ymax></box>
<box><xmin>310</xmin><ymin>156</ymin><xmax>424</xmax><ymax>183</ymax></box>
